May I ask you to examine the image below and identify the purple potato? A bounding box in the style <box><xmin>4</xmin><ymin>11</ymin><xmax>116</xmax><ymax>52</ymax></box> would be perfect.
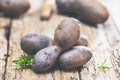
<box><xmin>0</xmin><ymin>0</ymin><xmax>30</xmax><ymax>16</ymax></box>
<box><xmin>76</xmin><ymin>34</ymin><xmax>88</xmax><ymax>46</ymax></box>
<box><xmin>32</xmin><ymin>45</ymin><xmax>62</xmax><ymax>73</ymax></box>
<box><xmin>21</xmin><ymin>34</ymin><xmax>53</xmax><ymax>55</ymax></box>
<box><xmin>54</xmin><ymin>18</ymin><xmax>80</xmax><ymax>51</ymax></box>
<box><xmin>56</xmin><ymin>0</ymin><xmax>109</xmax><ymax>23</ymax></box>
<box><xmin>59</xmin><ymin>46</ymin><xmax>92</xmax><ymax>69</ymax></box>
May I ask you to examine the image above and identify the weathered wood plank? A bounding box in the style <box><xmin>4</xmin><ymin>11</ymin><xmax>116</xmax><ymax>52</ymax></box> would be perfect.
<box><xmin>79</xmin><ymin>18</ymin><xmax>120</xmax><ymax>80</ymax></box>
<box><xmin>0</xmin><ymin>17</ymin><xmax>10</xmax><ymax>80</ymax></box>
<box><xmin>0</xmin><ymin>29</ymin><xmax>7</xmax><ymax>80</ymax></box>
<box><xmin>101</xmin><ymin>17</ymin><xmax>120</xmax><ymax>79</ymax></box>
<box><xmin>103</xmin><ymin>0</ymin><xmax>120</xmax><ymax>34</ymax></box>
<box><xmin>101</xmin><ymin>1</ymin><xmax>120</xmax><ymax>79</ymax></box>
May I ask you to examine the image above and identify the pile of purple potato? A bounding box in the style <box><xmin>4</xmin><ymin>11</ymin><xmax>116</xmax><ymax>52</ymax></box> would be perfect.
<box><xmin>21</xmin><ymin>18</ymin><xmax>92</xmax><ymax>73</ymax></box>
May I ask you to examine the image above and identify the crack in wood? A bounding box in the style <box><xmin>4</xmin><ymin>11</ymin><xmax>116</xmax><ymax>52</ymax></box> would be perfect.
<box><xmin>2</xmin><ymin>21</ymin><xmax>12</xmax><ymax>80</ymax></box>
<box><xmin>51</xmin><ymin>71</ymin><xmax>55</xmax><ymax>80</ymax></box>
<box><xmin>77</xmin><ymin>67</ymin><xmax>82</xmax><ymax>80</ymax></box>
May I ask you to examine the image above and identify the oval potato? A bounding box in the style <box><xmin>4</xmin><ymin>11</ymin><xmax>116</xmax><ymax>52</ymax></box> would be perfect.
<box><xmin>32</xmin><ymin>45</ymin><xmax>62</xmax><ymax>73</ymax></box>
<box><xmin>59</xmin><ymin>46</ymin><xmax>92</xmax><ymax>69</ymax></box>
<box><xmin>54</xmin><ymin>18</ymin><xmax>80</xmax><ymax>51</ymax></box>
<box><xmin>0</xmin><ymin>0</ymin><xmax>30</xmax><ymax>16</ymax></box>
<box><xmin>21</xmin><ymin>34</ymin><xmax>53</xmax><ymax>55</ymax></box>
<box><xmin>56</xmin><ymin>0</ymin><xmax>109</xmax><ymax>23</ymax></box>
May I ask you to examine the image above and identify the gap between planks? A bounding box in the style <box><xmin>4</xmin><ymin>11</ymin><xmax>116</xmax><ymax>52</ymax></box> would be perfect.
<box><xmin>0</xmin><ymin>17</ymin><xmax>11</xmax><ymax>80</ymax></box>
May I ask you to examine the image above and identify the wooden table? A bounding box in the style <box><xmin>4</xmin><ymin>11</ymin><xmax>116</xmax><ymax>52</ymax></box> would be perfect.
<box><xmin>0</xmin><ymin>0</ymin><xmax>120</xmax><ymax>80</ymax></box>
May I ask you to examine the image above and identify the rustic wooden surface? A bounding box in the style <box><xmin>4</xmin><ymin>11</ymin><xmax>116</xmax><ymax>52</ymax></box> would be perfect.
<box><xmin>0</xmin><ymin>0</ymin><xmax>120</xmax><ymax>80</ymax></box>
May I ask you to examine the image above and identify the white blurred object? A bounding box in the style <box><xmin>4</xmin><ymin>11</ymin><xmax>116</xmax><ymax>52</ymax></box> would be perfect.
<box><xmin>27</xmin><ymin>0</ymin><xmax>45</xmax><ymax>14</ymax></box>
<box><xmin>49</xmin><ymin>0</ymin><xmax>55</xmax><ymax>5</ymax></box>
<box><xmin>27</xmin><ymin>0</ymin><xmax>56</xmax><ymax>15</ymax></box>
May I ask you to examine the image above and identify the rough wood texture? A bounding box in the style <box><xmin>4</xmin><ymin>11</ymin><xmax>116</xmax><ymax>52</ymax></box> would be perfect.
<box><xmin>79</xmin><ymin>19</ymin><xmax>120</xmax><ymax>80</ymax></box>
<box><xmin>0</xmin><ymin>17</ymin><xmax>10</xmax><ymax>80</ymax></box>
<box><xmin>0</xmin><ymin>0</ymin><xmax>120</xmax><ymax>80</ymax></box>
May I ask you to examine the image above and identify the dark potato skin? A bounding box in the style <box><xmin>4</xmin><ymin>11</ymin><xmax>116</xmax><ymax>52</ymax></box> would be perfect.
<box><xmin>76</xmin><ymin>35</ymin><xmax>88</xmax><ymax>46</ymax></box>
<box><xmin>32</xmin><ymin>45</ymin><xmax>62</xmax><ymax>73</ymax></box>
<box><xmin>54</xmin><ymin>18</ymin><xmax>80</xmax><ymax>51</ymax></box>
<box><xmin>56</xmin><ymin>0</ymin><xmax>109</xmax><ymax>23</ymax></box>
<box><xmin>32</xmin><ymin>18</ymin><xmax>80</xmax><ymax>73</ymax></box>
<box><xmin>0</xmin><ymin>0</ymin><xmax>30</xmax><ymax>16</ymax></box>
<box><xmin>59</xmin><ymin>46</ymin><xmax>92</xmax><ymax>69</ymax></box>
<box><xmin>21</xmin><ymin>34</ymin><xmax>53</xmax><ymax>55</ymax></box>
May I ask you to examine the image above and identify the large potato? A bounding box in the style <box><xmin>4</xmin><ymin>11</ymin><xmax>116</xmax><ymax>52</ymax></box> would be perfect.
<box><xmin>0</xmin><ymin>0</ymin><xmax>30</xmax><ymax>16</ymax></box>
<box><xmin>56</xmin><ymin>0</ymin><xmax>109</xmax><ymax>23</ymax></box>
<box><xmin>59</xmin><ymin>46</ymin><xmax>92</xmax><ymax>69</ymax></box>
<box><xmin>54</xmin><ymin>18</ymin><xmax>80</xmax><ymax>51</ymax></box>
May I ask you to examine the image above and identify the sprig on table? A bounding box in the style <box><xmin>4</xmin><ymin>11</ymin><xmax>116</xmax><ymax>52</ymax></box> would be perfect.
<box><xmin>98</xmin><ymin>59</ymin><xmax>110</xmax><ymax>71</ymax></box>
<box><xmin>13</xmin><ymin>54</ymin><xmax>34</xmax><ymax>69</ymax></box>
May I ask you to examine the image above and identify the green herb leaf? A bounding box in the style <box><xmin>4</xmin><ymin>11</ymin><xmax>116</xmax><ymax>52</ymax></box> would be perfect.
<box><xmin>98</xmin><ymin>59</ymin><xmax>110</xmax><ymax>71</ymax></box>
<box><xmin>13</xmin><ymin>54</ymin><xmax>34</xmax><ymax>69</ymax></box>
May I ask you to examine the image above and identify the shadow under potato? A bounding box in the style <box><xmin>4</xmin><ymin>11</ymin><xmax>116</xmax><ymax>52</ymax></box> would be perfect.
<box><xmin>51</xmin><ymin>61</ymin><xmax>84</xmax><ymax>73</ymax></box>
<box><xmin>32</xmin><ymin>61</ymin><xmax>80</xmax><ymax>74</ymax></box>
<box><xmin>0</xmin><ymin>13</ymin><xmax>25</xmax><ymax>19</ymax></box>
<box><xmin>57</xmin><ymin>12</ymin><xmax>97</xmax><ymax>27</ymax></box>
<box><xmin>32</xmin><ymin>58</ymin><xmax>84</xmax><ymax>74</ymax></box>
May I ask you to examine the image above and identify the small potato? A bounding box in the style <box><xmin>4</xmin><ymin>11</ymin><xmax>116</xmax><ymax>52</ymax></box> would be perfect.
<box><xmin>56</xmin><ymin>0</ymin><xmax>109</xmax><ymax>23</ymax></box>
<box><xmin>59</xmin><ymin>46</ymin><xmax>92</xmax><ymax>69</ymax></box>
<box><xmin>0</xmin><ymin>0</ymin><xmax>30</xmax><ymax>16</ymax></box>
<box><xmin>32</xmin><ymin>45</ymin><xmax>62</xmax><ymax>73</ymax></box>
<box><xmin>76</xmin><ymin>34</ymin><xmax>88</xmax><ymax>46</ymax></box>
<box><xmin>54</xmin><ymin>18</ymin><xmax>80</xmax><ymax>51</ymax></box>
<box><xmin>21</xmin><ymin>34</ymin><xmax>53</xmax><ymax>55</ymax></box>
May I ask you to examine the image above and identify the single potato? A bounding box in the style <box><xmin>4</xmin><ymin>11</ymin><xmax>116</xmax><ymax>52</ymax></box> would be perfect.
<box><xmin>21</xmin><ymin>34</ymin><xmax>53</xmax><ymax>55</ymax></box>
<box><xmin>59</xmin><ymin>46</ymin><xmax>92</xmax><ymax>69</ymax></box>
<box><xmin>32</xmin><ymin>45</ymin><xmax>62</xmax><ymax>73</ymax></box>
<box><xmin>54</xmin><ymin>18</ymin><xmax>80</xmax><ymax>51</ymax></box>
<box><xmin>56</xmin><ymin>0</ymin><xmax>109</xmax><ymax>23</ymax></box>
<box><xmin>0</xmin><ymin>0</ymin><xmax>30</xmax><ymax>16</ymax></box>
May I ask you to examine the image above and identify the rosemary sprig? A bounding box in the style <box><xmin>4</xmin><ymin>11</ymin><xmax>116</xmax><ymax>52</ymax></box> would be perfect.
<box><xmin>13</xmin><ymin>54</ymin><xmax>34</xmax><ymax>69</ymax></box>
<box><xmin>98</xmin><ymin>59</ymin><xmax>110</xmax><ymax>71</ymax></box>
